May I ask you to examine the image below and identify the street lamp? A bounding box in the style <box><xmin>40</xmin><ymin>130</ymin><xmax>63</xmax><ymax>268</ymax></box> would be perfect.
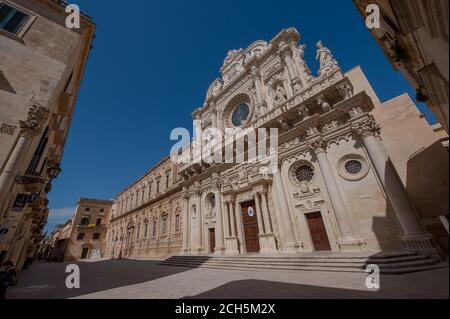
<box><xmin>47</xmin><ymin>164</ymin><xmax>62</xmax><ymax>180</ymax></box>
<box><xmin>16</xmin><ymin>164</ymin><xmax>62</xmax><ymax>185</ymax></box>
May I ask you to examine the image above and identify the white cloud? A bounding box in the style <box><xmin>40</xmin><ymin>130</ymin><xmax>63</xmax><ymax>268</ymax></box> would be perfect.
<box><xmin>46</xmin><ymin>207</ymin><xmax>75</xmax><ymax>231</ymax></box>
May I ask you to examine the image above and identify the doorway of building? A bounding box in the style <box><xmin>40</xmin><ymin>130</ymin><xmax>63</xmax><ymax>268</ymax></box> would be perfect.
<box><xmin>241</xmin><ymin>201</ymin><xmax>260</xmax><ymax>253</ymax></box>
<box><xmin>81</xmin><ymin>247</ymin><xmax>90</xmax><ymax>259</ymax></box>
<box><xmin>306</xmin><ymin>212</ymin><xmax>331</xmax><ymax>251</ymax></box>
<box><xmin>209</xmin><ymin>228</ymin><xmax>216</xmax><ymax>253</ymax></box>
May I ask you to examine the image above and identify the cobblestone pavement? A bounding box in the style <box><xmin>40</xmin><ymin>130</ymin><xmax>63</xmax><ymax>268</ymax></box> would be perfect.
<box><xmin>7</xmin><ymin>260</ymin><xmax>449</xmax><ymax>299</ymax></box>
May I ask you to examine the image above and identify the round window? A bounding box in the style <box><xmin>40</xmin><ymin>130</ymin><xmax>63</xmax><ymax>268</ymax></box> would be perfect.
<box><xmin>345</xmin><ymin>160</ymin><xmax>363</xmax><ymax>175</ymax></box>
<box><xmin>295</xmin><ymin>165</ymin><xmax>314</xmax><ymax>183</ymax></box>
<box><xmin>231</xmin><ymin>103</ymin><xmax>250</xmax><ymax>127</ymax></box>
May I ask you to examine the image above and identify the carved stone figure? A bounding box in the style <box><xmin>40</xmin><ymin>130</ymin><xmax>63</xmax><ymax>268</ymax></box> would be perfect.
<box><xmin>316</xmin><ymin>40</ymin><xmax>338</xmax><ymax>78</ymax></box>
<box><xmin>317</xmin><ymin>96</ymin><xmax>332</xmax><ymax>113</ymax></box>
<box><xmin>295</xmin><ymin>44</ymin><xmax>314</xmax><ymax>85</ymax></box>
<box><xmin>338</xmin><ymin>83</ymin><xmax>354</xmax><ymax>99</ymax></box>
<box><xmin>211</xmin><ymin>81</ymin><xmax>222</xmax><ymax>96</ymax></box>
<box><xmin>298</xmin><ymin>105</ymin><xmax>310</xmax><ymax>119</ymax></box>
<box><xmin>275</xmin><ymin>84</ymin><xmax>287</xmax><ymax>104</ymax></box>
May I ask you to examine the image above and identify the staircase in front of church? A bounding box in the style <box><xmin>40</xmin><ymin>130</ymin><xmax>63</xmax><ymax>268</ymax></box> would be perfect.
<box><xmin>159</xmin><ymin>251</ymin><xmax>446</xmax><ymax>274</ymax></box>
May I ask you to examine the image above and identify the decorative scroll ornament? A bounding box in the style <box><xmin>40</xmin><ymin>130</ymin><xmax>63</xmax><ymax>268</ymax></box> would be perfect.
<box><xmin>19</xmin><ymin>104</ymin><xmax>50</xmax><ymax>137</ymax></box>
<box><xmin>352</xmin><ymin>117</ymin><xmax>381</xmax><ymax>138</ymax></box>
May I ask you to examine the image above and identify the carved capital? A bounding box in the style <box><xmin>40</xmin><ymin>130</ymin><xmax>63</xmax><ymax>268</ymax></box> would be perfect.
<box><xmin>19</xmin><ymin>104</ymin><xmax>50</xmax><ymax>137</ymax></box>
<box><xmin>352</xmin><ymin>117</ymin><xmax>381</xmax><ymax>138</ymax></box>
<box><xmin>309</xmin><ymin>138</ymin><xmax>327</xmax><ymax>154</ymax></box>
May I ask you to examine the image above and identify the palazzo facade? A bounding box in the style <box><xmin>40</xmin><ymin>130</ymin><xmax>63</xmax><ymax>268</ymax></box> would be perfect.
<box><xmin>105</xmin><ymin>28</ymin><xmax>445</xmax><ymax>259</ymax></box>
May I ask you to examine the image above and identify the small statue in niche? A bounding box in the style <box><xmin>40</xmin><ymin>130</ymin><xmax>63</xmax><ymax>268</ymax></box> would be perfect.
<box><xmin>317</xmin><ymin>96</ymin><xmax>332</xmax><ymax>113</ymax></box>
<box><xmin>275</xmin><ymin>84</ymin><xmax>287</xmax><ymax>104</ymax></box>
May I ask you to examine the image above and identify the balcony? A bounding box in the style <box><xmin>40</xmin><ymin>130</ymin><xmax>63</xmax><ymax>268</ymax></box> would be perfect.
<box><xmin>76</xmin><ymin>223</ymin><xmax>106</xmax><ymax>230</ymax></box>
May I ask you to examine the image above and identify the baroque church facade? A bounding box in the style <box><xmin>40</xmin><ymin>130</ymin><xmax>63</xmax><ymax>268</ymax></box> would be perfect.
<box><xmin>104</xmin><ymin>28</ymin><xmax>441</xmax><ymax>259</ymax></box>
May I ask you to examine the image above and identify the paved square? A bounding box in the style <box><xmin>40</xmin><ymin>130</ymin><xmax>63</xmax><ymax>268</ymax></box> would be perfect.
<box><xmin>7</xmin><ymin>260</ymin><xmax>449</xmax><ymax>299</ymax></box>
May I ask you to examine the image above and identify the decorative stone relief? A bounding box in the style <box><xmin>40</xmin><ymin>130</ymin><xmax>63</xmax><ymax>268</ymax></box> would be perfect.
<box><xmin>19</xmin><ymin>104</ymin><xmax>50</xmax><ymax>137</ymax></box>
<box><xmin>0</xmin><ymin>123</ymin><xmax>17</xmax><ymax>135</ymax></box>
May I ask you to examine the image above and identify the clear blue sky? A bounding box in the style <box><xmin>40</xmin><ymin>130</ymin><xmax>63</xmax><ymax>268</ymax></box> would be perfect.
<box><xmin>45</xmin><ymin>0</ymin><xmax>436</xmax><ymax>232</ymax></box>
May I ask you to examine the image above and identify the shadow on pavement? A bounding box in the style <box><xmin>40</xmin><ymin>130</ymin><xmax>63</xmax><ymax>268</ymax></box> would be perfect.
<box><xmin>7</xmin><ymin>259</ymin><xmax>191</xmax><ymax>299</ymax></box>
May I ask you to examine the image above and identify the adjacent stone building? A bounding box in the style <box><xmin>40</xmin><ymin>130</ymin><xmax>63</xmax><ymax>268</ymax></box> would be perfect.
<box><xmin>105</xmin><ymin>28</ymin><xmax>448</xmax><ymax>260</ymax></box>
<box><xmin>62</xmin><ymin>198</ymin><xmax>112</xmax><ymax>261</ymax></box>
<box><xmin>353</xmin><ymin>0</ymin><xmax>449</xmax><ymax>132</ymax></box>
<box><xmin>0</xmin><ymin>0</ymin><xmax>95</xmax><ymax>269</ymax></box>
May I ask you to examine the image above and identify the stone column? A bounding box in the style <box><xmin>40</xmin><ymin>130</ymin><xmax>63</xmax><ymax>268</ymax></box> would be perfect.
<box><xmin>229</xmin><ymin>200</ymin><xmax>237</xmax><ymax>237</ymax></box>
<box><xmin>213</xmin><ymin>183</ymin><xmax>225</xmax><ymax>253</ymax></box>
<box><xmin>260</xmin><ymin>191</ymin><xmax>273</xmax><ymax>234</ymax></box>
<box><xmin>272</xmin><ymin>168</ymin><xmax>298</xmax><ymax>252</ymax></box>
<box><xmin>353</xmin><ymin>118</ymin><xmax>434</xmax><ymax>248</ymax></box>
<box><xmin>223</xmin><ymin>201</ymin><xmax>231</xmax><ymax>238</ymax></box>
<box><xmin>279</xmin><ymin>44</ymin><xmax>301</xmax><ymax>95</ymax></box>
<box><xmin>210</xmin><ymin>104</ymin><xmax>218</xmax><ymax>129</ymax></box>
<box><xmin>234</xmin><ymin>200</ymin><xmax>245</xmax><ymax>251</ymax></box>
<box><xmin>253</xmin><ymin>193</ymin><xmax>266</xmax><ymax>235</ymax></box>
<box><xmin>279</xmin><ymin>45</ymin><xmax>298</xmax><ymax>84</ymax></box>
<box><xmin>181</xmin><ymin>192</ymin><xmax>190</xmax><ymax>254</ymax></box>
<box><xmin>311</xmin><ymin>139</ymin><xmax>356</xmax><ymax>240</ymax></box>
<box><xmin>0</xmin><ymin>105</ymin><xmax>50</xmax><ymax>212</ymax></box>
<box><xmin>194</xmin><ymin>190</ymin><xmax>203</xmax><ymax>253</ymax></box>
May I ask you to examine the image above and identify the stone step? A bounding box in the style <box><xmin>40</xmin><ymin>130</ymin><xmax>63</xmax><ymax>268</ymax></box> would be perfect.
<box><xmin>160</xmin><ymin>261</ymin><xmax>364</xmax><ymax>273</ymax></box>
<box><xmin>162</xmin><ymin>260</ymin><xmax>366</xmax><ymax>269</ymax></box>
<box><xmin>165</xmin><ymin>254</ymin><xmax>429</xmax><ymax>265</ymax></box>
<box><xmin>168</xmin><ymin>251</ymin><xmax>418</xmax><ymax>261</ymax></box>
<box><xmin>160</xmin><ymin>252</ymin><xmax>443</xmax><ymax>274</ymax></box>
<box><xmin>161</xmin><ymin>257</ymin><xmax>438</xmax><ymax>271</ymax></box>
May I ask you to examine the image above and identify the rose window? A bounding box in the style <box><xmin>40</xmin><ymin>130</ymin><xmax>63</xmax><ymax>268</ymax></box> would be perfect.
<box><xmin>295</xmin><ymin>165</ymin><xmax>314</xmax><ymax>183</ymax></box>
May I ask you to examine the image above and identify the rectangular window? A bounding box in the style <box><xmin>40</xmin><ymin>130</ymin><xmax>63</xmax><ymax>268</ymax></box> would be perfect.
<box><xmin>96</xmin><ymin>218</ymin><xmax>102</xmax><ymax>226</ymax></box>
<box><xmin>77</xmin><ymin>233</ymin><xmax>85</xmax><ymax>240</ymax></box>
<box><xmin>152</xmin><ymin>221</ymin><xmax>157</xmax><ymax>237</ymax></box>
<box><xmin>144</xmin><ymin>223</ymin><xmax>149</xmax><ymax>238</ymax></box>
<box><xmin>80</xmin><ymin>218</ymin><xmax>90</xmax><ymax>226</ymax></box>
<box><xmin>175</xmin><ymin>214</ymin><xmax>181</xmax><ymax>232</ymax></box>
<box><xmin>26</xmin><ymin>127</ymin><xmax>49</xmax><ymax>176</ymax></box>
<box><xmin>161</xmin><ymin>216</ymin><xmax>168</xmax><ymax>235</ymax></box>
<box><xmin>0</xmin><ymin>3</ymin><xmax>30</xmax><ymax>35</ymax></box>
<box><xmin>93</xmin><ymin>233</ymin><xmax>101</xmax><ymax>240</ymax></box>
<box><xmin>165</xmin><ymin>175</ymin><xmax>169</xmax><ymax>189</ymax></box>
<box><xmin>156</xmin><ymin>181</ymin><xmax>160</xmax><ymax>194</ymax></box>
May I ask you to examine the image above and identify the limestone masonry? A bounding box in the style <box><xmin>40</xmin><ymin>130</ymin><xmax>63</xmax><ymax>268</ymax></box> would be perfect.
<box><xmin>104</xmin><ymin>28</ymin><xmax>448</xmax><ymax>259</ymax></box>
